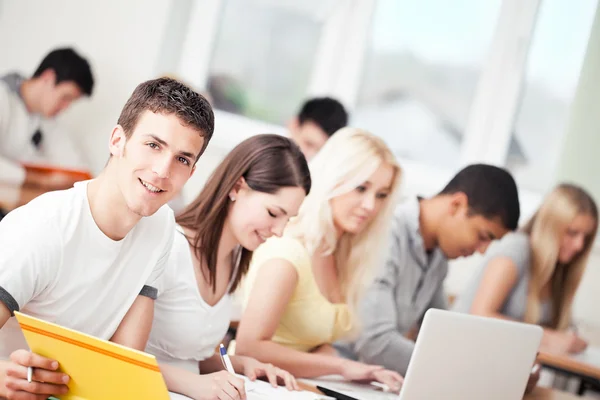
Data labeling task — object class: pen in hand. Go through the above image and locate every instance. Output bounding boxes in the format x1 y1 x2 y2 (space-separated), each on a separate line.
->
220 343 235 375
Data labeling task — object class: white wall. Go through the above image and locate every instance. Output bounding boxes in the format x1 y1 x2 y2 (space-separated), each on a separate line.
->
0 0 174 174
555 2 600 204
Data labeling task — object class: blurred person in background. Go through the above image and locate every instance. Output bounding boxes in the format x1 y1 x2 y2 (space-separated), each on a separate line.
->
0 47 94 214
287 97 348 161
453 183 598 355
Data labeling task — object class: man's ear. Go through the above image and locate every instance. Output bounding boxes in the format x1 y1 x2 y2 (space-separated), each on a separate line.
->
287 117 300 134
108 125 127 157
40 68 57 86
448 192 469 217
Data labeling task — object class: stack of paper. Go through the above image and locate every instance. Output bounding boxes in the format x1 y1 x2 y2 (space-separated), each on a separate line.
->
245 377 331 399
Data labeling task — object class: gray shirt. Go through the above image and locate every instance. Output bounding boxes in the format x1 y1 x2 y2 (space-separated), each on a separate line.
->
453 231 552 325
335 197 449 375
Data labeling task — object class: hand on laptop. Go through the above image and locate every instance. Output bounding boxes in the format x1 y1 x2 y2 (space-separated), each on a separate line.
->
4 349 69 399
371 369 404 393
340 360 403 393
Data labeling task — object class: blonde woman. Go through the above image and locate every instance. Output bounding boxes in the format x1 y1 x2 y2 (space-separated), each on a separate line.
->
235 128 404 391
453 183 598 354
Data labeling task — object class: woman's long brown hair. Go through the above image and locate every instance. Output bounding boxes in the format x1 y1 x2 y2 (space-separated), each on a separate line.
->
176 134 311 293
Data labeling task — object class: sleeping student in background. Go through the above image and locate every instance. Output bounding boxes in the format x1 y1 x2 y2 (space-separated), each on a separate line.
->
453 183 598 355
0 48 94 209
146 134 310 400
235 128 404 392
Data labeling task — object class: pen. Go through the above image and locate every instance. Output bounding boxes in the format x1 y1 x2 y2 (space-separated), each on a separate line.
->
219 344 235 375
27 366 33 383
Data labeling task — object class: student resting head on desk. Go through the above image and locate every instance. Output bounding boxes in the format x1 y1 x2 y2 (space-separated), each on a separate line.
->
235 127 404 392
145 134 311 400
0 48 95 209
334 164 521 376
453 183 598 354
0 77 214 400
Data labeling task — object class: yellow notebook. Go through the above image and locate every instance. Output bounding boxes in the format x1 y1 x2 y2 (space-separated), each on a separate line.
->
14 311 170 400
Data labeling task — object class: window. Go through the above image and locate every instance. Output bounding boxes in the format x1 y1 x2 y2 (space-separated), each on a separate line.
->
507 0 597 192
206 0 328 125
353 0 502 168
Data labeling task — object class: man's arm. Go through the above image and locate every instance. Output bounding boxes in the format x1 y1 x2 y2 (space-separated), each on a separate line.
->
0 213 69 399
110 295 154 351
354 222 416 376
110 222 172 351
405 282 448 342
0 155 77 190
354 273 417 376
427 283 448 312
1 303 68 399
0 157 25 189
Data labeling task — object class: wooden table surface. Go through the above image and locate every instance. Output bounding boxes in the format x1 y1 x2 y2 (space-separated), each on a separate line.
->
538 325 600 382
538 349 600 381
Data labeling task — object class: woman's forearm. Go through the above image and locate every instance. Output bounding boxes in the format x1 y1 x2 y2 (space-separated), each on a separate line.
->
235 339 344 378
160 363 202 400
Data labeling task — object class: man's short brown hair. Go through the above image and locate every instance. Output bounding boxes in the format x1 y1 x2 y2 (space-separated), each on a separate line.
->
117 77 215 159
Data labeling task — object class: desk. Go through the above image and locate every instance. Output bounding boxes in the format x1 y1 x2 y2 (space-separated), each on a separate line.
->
539 346 600 395
539 347 600 381
299 381 579 400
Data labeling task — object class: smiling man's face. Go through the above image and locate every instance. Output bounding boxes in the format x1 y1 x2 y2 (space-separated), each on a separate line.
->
110 110 204 217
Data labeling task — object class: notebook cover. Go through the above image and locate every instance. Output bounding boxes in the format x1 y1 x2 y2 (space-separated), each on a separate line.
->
14 311 170 400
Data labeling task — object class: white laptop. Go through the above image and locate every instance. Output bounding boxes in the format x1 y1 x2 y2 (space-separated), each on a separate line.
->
398 308 543 400
311 309 542 400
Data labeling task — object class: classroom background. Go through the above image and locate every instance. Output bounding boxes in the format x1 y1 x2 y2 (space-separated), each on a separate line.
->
1 0 599 362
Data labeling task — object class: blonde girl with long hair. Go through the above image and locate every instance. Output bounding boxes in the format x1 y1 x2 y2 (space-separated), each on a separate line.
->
235 128 404 391
453 183 598 354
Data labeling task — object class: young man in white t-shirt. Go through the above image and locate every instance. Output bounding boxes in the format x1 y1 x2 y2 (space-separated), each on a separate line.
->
0 77 214 399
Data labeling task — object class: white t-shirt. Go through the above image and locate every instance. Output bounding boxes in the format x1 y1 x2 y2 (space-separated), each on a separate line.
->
0 180 174 358
146 227 238 373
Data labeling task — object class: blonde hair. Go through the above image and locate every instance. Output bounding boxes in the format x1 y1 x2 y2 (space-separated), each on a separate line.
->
285 127 402 320
522 183 598 330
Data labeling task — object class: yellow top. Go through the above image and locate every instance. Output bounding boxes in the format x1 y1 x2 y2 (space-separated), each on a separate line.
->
243 236 353 352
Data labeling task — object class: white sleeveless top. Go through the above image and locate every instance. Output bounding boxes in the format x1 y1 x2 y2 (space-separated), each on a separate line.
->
146 226 239 373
